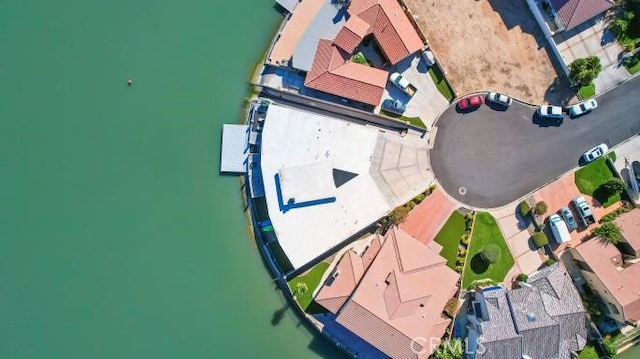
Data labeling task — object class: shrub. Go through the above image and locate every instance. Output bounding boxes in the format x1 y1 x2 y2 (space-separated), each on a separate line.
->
569 56 602 86
456 257 465 266
593 221 624 244
455 265 463 273
458 247 467 256
517 273 529 282
603 338 618 358
519 201 531 218
460 234 471 246
433 338 464 359
600 177 626 195
534 201 548 216
444 297 459 318
388 206 409 225
584 293 605 320
405 200 416 210
545 258 557 266
599 206 632 223
413 193 426 204
464 213 474 231
468 279 497 290
351 52 368 65
480 244 501 264
532 231 549 248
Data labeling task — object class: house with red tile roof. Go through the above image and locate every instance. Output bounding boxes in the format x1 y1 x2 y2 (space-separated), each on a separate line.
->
304 0 424 106
570 226 640 325
548 0 614 32
315 227 460 358
304 39 389 107
615 210 640 258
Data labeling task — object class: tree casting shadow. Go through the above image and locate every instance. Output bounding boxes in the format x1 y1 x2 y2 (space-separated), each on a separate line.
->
470 253 489 274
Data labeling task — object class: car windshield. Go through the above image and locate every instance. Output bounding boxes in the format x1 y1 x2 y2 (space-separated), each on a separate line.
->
580 104 587 111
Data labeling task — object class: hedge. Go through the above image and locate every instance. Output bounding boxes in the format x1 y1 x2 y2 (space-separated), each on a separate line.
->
519 201 531 217
532 231 548 248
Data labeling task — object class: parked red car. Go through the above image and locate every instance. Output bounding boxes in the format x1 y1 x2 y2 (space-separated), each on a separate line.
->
457 95 484 110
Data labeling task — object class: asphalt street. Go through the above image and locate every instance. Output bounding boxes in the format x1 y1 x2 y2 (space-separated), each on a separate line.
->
430 77 640 208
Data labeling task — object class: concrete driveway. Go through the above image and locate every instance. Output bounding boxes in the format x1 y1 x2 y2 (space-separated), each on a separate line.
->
380 54 450 128
430 76 640 208
531 172 621 254
400 188 457 245
553 15 629 94
606 135 640 205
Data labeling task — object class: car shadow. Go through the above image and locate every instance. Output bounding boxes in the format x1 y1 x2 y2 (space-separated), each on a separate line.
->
485 101 509 112
543 77 576 106
455 106 482 114
532 112 563 127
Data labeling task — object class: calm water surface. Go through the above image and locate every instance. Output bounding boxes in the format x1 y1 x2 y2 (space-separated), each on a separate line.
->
0 0 345 357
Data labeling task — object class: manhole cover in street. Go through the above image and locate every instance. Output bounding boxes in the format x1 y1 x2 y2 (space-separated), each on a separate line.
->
458 187 467 195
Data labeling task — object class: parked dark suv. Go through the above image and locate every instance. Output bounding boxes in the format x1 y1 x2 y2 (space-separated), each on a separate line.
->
633 161 640 183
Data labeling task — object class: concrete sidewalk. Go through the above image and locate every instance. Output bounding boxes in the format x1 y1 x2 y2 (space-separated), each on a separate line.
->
491 205 543 278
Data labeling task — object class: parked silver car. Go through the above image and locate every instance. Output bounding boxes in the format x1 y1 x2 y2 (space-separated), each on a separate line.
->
559 207 578 231
569 99 598 117
486 92 513 107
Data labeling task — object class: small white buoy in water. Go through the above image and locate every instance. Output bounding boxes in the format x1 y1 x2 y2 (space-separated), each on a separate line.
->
127 79 133 86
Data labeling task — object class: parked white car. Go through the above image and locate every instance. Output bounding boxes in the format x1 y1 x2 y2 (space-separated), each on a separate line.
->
569 99 598 117
486 92 513 107
582 143 608 163
537 105 564 119
549 214 571 244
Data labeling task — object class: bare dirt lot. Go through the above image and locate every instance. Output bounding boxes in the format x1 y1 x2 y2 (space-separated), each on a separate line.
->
406 0 573 104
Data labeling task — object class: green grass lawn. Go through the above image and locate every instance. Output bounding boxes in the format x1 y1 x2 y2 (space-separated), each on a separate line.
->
577 344 598 359
625 54 640 74
351 52 369 66
462 212 514 288
287 261 329 311
627 60 640 74
380 109 426 129
578 83 595 99
433 211 466 269
428 65 454 101
575 156 620 207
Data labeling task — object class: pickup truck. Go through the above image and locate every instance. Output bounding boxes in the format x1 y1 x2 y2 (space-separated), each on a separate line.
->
572 196 596 227
389 73 417 97
381 98 407 115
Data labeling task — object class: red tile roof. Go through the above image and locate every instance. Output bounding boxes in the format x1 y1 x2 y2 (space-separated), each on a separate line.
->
304 0 424 104
347 0 424 65
550 0 614 31
334 227 460 358
304 39 388 106
615 210 640 254
573 238 640 323
334 16 371 54
315 236 383 314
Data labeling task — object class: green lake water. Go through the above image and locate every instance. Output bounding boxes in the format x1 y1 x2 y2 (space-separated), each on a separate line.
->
0 0 345 357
